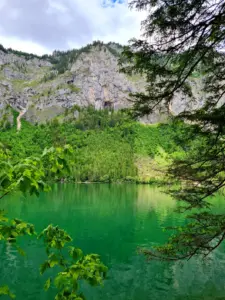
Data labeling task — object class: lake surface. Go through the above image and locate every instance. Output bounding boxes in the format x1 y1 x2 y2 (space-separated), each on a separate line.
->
1 184 225 300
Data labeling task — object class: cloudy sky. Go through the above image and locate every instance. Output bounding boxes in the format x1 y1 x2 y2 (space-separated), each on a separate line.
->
0 0 146 55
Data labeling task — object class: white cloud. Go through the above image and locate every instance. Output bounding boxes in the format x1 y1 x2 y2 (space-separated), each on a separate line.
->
0 0 147 55
48 0 68 13
0 36 51 55
0 0 6 10
67 0 147 48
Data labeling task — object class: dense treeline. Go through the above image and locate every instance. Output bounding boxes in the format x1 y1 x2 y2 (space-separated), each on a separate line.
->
0 107 187 183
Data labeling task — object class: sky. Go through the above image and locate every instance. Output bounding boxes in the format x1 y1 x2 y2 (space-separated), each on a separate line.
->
0 0 146 55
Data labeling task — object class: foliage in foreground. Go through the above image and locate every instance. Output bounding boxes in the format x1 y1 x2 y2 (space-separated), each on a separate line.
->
39 225 107 299
0 144 107 299
121 0 225 260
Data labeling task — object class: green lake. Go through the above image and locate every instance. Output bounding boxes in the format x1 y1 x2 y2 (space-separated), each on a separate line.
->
1 184 225 299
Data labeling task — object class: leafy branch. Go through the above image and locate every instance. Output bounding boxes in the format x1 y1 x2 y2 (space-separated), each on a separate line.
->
39 225 107 300
0 145 107 299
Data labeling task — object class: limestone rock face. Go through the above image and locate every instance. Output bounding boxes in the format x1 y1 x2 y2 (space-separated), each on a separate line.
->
0 44 147 123
0 50 51 67
69 47 145 110
0 43 214 124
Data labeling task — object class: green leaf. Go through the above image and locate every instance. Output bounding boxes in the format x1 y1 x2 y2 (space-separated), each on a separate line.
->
54 272 68 290
40 261 50 275
69 247 83 260
0 210 8 222
0 285 15 299
17 246 26 256
44 278 51 291
48 253 59 268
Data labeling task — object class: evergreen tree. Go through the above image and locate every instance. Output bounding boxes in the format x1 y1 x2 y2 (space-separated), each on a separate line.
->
121 0 225 260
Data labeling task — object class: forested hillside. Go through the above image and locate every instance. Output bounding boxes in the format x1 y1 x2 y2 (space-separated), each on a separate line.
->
0 107 187 183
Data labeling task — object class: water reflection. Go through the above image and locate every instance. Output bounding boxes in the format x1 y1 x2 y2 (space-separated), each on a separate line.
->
0 184 225 300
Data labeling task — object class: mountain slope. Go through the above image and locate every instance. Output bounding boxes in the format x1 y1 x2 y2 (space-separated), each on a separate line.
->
0 41 217 127
0 42 146 124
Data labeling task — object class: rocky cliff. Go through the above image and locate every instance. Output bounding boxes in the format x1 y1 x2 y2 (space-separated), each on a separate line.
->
0 42 148 125
0 41 210 127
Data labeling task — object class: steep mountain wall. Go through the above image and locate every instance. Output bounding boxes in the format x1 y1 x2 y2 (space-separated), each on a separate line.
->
0 42 209 126
0 43 147 124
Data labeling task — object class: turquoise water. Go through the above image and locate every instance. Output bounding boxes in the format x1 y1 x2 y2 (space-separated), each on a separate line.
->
0 184 225 299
